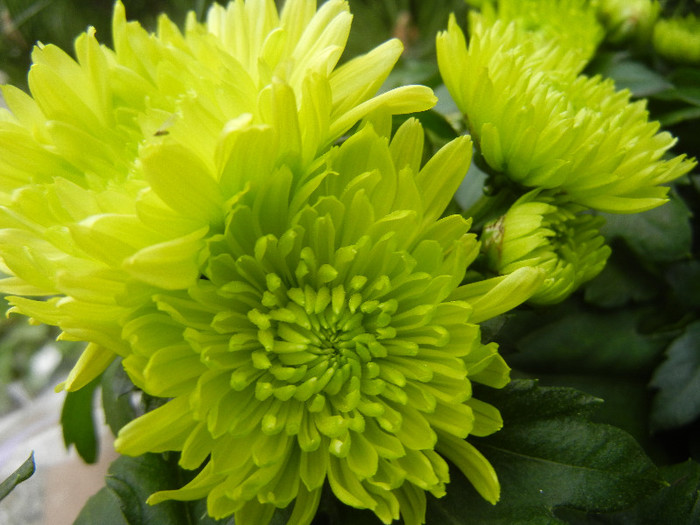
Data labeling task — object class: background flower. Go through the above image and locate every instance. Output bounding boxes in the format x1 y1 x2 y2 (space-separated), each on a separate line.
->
653 14 700 65
437 13 695 213
481 190 611 305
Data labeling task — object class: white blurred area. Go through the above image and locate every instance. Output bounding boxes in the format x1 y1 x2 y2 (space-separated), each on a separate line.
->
0 386 117 525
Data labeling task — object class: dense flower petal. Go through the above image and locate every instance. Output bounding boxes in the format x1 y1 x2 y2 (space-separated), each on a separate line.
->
437 13 696 213
481 191 611 305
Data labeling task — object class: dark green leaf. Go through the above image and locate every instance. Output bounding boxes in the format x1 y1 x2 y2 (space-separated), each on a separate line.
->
73 486 129 525
602 58 673 98
659 106 700 127
654 67 700 107
61 375 100 464
527 373 655 456
508 305 667 375
426 380 666 524
102 358 137 435
666 260 700 311
104 453 195 525
651 321 700 431
0 453 35 502
584 243 661 308
601 193 692 264
572 460 700 524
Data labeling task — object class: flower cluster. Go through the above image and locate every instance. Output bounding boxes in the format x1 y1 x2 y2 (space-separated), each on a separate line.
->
437 0 695 303
653 14 700 65
477 0 604 74
0 1 544 524
596 0 660 45
481 191 611 305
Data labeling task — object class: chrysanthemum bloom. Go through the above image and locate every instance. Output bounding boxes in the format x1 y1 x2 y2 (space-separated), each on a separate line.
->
653 15 700 65
597 0 660 45
0 1 545 523
481 191 611 305
111 120 543 524
475 0 604 74
0 0 436 392
436 15 696 213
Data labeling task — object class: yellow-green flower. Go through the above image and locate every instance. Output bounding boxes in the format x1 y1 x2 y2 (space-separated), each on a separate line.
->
653 15 700 65
107 119 543 525
0 0 436 391
597 0 660 45
0 1 546 523
475 0 604 74
481 191 611 305
437 15 696 213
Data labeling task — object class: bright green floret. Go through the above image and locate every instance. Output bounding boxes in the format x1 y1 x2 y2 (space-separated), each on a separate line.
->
481 191 611 305
653 14 700 65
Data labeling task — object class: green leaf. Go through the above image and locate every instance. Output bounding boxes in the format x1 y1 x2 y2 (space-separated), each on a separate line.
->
75 452 234 525
601 192 692 264
650 321 700 431
104 454 195 525
526 372 655 455
658 106 700 127
102 358 137 435
584 243 661 309
426 380 666 524
666 260 700 311
506 304 667 376
598 55 673 98
73 486 130 525
61 374 100 464
570 460 700 524
0 453 35 502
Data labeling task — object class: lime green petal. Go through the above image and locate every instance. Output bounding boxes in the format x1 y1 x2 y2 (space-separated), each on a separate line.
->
416 135 472 224
140 141 223 225
327 455 378 510
330 38 404 117
329 85 436 143
148 462 224 504
56 342 116 392
216 116 278 197
394 482 427 525
234 499 276 525
451 267 545 323
0 276 51 296
123 226 209 290
465 398 503 437
143 343 208 396
389 118 424 175
1 84 45 131
437 432 500 504
465 344 511 388
115 396 197 455
287 485 323 525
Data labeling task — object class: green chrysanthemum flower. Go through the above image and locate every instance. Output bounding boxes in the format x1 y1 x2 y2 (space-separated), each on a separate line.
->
653 14 700 65
108 120 542 524
597 0 660 45
0 0 436 391
475 0 604 74
437 15 696 213
481 191 611 305
0 1 546 523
